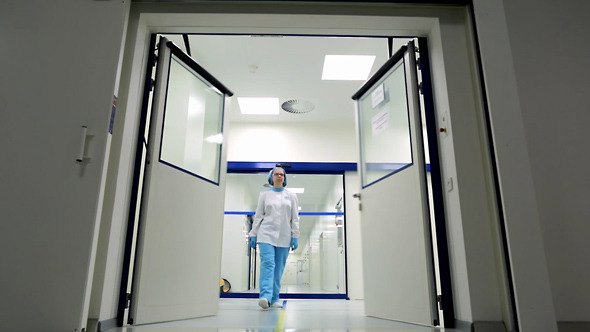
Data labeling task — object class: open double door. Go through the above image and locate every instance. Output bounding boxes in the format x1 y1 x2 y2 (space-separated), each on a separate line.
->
126 36 443 328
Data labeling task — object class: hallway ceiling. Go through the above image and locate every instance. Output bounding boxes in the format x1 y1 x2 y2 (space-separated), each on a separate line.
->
163 34 401 125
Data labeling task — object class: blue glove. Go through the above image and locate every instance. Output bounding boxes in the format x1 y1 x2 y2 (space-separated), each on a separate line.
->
290 238 298 251
250 236 257 249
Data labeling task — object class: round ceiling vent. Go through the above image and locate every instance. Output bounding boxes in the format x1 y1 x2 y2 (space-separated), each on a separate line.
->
281 99 315 114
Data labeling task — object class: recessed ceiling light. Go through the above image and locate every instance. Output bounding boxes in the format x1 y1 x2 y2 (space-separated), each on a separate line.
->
238 97 280 115
322 55 376 81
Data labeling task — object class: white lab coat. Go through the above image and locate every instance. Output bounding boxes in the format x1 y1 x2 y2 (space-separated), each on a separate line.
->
249 188 300 247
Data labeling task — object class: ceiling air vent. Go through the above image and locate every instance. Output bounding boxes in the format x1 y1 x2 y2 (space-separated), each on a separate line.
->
281 99 315 114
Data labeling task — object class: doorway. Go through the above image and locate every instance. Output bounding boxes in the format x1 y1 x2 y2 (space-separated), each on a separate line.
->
112 3 513 330
221 169 349 299
120 31 452 327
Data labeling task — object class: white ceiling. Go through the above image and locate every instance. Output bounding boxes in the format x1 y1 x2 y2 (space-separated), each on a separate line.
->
163 34 409 125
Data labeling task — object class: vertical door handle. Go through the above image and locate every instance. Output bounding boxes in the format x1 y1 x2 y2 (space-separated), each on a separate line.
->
76 126 88 162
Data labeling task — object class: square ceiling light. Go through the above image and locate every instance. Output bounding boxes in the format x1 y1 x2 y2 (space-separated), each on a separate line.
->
238 97 280 115
322 55 376 81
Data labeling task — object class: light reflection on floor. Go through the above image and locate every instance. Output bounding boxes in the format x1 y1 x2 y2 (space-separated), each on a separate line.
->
111 299 466 332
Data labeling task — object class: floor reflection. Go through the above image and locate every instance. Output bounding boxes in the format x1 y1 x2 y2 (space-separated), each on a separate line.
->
112 299 464 332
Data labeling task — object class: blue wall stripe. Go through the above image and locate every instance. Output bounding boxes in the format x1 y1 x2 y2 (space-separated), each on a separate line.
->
227 161 357 173
224 211 255 215
227 161 429 173
225 211 344 216
300 212 344 216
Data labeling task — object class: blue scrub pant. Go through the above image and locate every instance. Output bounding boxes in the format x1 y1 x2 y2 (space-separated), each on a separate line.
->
258 243 290 304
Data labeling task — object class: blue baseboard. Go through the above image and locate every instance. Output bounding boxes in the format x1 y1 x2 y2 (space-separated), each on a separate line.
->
220 292 348 300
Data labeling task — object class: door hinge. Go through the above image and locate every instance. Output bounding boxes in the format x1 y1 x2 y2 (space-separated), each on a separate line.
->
125 292 132 309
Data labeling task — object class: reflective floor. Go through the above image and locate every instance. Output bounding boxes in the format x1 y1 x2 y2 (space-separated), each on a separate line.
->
113 299 467 332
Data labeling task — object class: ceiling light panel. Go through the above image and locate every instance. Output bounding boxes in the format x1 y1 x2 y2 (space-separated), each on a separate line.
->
322 55 376 81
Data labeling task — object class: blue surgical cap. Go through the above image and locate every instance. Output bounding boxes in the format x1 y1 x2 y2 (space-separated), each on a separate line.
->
268 167 287 187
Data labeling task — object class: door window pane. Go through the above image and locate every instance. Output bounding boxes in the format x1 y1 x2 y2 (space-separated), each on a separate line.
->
159 54 224 184
357 60 412 188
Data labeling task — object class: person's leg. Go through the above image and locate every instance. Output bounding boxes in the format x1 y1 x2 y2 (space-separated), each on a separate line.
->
271 246 290 305
258 243 275 308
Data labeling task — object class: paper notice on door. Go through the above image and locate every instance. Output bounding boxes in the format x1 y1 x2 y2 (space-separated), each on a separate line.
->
371 83 385 109
371 109 390 137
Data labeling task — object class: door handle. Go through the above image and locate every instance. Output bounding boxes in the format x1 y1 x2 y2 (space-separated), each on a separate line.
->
76 126 88 162
352 193 361 199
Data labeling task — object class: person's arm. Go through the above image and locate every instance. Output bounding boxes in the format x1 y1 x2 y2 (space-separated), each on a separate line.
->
249 191 265 237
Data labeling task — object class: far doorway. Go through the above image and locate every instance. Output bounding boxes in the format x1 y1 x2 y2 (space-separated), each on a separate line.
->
221 168 349 299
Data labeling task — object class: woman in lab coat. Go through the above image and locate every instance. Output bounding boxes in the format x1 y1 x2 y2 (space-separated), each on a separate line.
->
249 167 300 309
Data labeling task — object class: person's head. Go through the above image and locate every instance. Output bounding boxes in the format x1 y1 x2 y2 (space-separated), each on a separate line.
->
268 167 287 188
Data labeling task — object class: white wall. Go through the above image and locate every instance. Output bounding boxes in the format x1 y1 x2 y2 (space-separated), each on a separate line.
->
227 122 357 162
220 177 251 292
500 0 590 322
221 215 250 292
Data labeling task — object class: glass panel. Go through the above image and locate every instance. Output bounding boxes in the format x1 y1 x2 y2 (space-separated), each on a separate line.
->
224 173 344 213
159 54 224 184
221 173 346 295
357 59 412 188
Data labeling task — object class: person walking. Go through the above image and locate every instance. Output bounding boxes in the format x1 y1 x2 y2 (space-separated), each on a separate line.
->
249 167 300 309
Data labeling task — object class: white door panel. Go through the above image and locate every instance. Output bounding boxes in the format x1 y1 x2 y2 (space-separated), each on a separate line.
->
353 41 437 326
131 37 232 325
133 164 225 322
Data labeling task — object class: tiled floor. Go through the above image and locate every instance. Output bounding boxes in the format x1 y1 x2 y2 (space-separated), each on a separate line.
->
112 299 466 332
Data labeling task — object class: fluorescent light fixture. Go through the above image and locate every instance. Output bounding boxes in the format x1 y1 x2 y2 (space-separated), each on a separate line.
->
287 187 305 194
238 97 280 115
322 55 376 81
